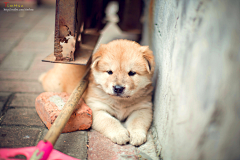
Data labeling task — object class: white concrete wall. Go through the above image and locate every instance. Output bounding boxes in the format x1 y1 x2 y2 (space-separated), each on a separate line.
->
142 0 240 159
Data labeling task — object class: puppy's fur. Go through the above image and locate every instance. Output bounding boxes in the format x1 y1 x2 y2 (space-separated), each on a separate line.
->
40 39 155 146
40 63 89 94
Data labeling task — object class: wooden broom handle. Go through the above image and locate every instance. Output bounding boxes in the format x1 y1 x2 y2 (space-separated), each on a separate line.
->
43 68 90 146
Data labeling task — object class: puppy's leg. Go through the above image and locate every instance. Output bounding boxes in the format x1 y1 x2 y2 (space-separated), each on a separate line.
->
125 108 152 146
92 110 130 145
89 103 130 145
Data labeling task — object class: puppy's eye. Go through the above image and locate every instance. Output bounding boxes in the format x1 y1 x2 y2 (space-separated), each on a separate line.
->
128 71 136 76
107 70 113 75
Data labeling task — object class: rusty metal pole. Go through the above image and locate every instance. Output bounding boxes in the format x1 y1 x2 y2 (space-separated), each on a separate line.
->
43 0 101 65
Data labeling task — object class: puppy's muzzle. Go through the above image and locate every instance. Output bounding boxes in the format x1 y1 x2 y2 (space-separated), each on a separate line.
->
113 85 125 94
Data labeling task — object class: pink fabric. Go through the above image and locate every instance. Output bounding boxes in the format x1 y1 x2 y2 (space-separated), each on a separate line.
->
0 140 80 160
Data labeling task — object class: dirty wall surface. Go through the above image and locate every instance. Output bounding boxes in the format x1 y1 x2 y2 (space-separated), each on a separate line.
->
142 0 240 159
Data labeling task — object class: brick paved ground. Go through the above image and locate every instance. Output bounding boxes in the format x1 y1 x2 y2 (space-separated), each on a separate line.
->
0 5 158 160
0 6 88 160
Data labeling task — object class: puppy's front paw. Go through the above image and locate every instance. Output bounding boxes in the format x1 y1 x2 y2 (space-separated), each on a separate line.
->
129 130 147 146
108 128 130 145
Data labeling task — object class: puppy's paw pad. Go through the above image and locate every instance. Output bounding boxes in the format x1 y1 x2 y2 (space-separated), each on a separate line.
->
109 129 130 145
129 131 147 146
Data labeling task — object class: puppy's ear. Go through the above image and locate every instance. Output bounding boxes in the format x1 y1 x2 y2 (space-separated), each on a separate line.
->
91 44 106 69
139 46 155 74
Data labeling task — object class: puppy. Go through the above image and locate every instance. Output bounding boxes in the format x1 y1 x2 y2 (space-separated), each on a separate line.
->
85 39 155 146
40 39 155 146
39 63 89 94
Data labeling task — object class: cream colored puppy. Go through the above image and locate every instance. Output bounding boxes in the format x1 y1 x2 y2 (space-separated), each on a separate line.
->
85 39 155 146
40 39 155 146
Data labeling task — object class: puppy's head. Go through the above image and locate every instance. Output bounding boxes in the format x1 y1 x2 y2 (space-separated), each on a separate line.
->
91 39 155 99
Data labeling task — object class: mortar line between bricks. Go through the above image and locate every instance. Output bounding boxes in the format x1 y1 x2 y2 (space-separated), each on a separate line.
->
2 91 45 94
1 107 40 119
6 92 43 94
0 78 41 81
2 92 41 111
6 106 36 109
34 128 46 146
0 93 15 122
0 79 43 82
0 9 51 67
84 132 89 159
8 106 35 108
0 124 47 129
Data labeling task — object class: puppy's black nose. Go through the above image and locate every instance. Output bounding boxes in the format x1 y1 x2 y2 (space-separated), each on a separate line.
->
113 85 125 94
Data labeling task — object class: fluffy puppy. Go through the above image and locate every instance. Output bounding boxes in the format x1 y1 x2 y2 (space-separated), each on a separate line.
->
85 39 155 146
40 39 155 146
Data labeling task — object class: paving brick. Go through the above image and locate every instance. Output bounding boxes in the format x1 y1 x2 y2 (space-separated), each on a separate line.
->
7 27 29 34
0 53 6 63
0 29 9 35
0 127 41 148
88 130 138 160
0 80 44 92
10 93 39 107
0 22 11 28
0 92 12 114
0 50 53 74
0 30 24 42
26 8 48 17
0 29 10 37
0 16 19 23
46 32 54 41
14 40 54 52
0 41 17 54
0 92 12 102
31 13 55 28
0 71 41 80
23 30 51 42
39 129 88 160
3 10 50 33
0 14 20 25
37 16 55 28
32 25 55 33
35 92 92 133
10 21 35 30
0 50 35 71
29 53 54 72
20 15 42 23
1 108 45 127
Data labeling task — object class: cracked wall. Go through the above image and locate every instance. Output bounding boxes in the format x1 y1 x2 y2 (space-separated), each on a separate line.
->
142 0 240 159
